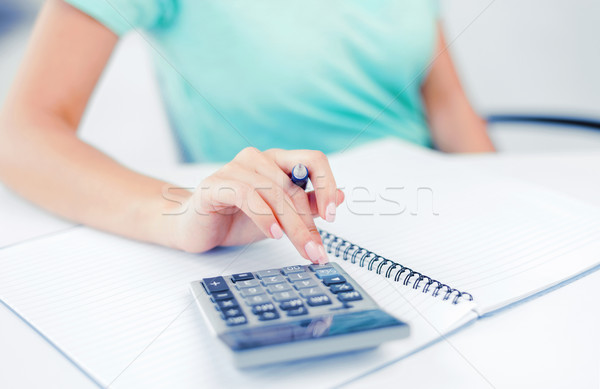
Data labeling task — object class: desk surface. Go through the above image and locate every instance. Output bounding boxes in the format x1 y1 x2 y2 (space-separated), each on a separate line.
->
2 242 598 389
347 268 600 388
1 146 599 389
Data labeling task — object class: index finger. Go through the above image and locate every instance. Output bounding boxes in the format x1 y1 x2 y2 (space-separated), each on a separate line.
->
265 149 339 223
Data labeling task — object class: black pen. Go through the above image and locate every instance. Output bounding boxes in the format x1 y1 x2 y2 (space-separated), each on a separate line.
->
290 163 309 190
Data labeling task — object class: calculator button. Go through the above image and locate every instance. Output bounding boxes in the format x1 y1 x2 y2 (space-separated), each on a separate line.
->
299 287 324 298
261 275 286 285
308 264 333 272
307 295 332 306
245 294 271 306
216 299 239 310
292 279 318 289
235 279 260 288
281 265 305 275
251 303 276 314
272 291 299 302
225 316 247 326
329 283 354 294
266 283 292 293
279 298 304 310
315 268 339 279
258 311 280 321
223 308 244 318
255 269 281 278
239 286 265 297
286 306 309 316
231 272 254 282
287 272 312 281
321 275 346 286
211 290 234 301
337 291 363 302
203 277 229 293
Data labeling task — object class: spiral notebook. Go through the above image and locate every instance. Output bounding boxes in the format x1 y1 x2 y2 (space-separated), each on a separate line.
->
1 140 600 388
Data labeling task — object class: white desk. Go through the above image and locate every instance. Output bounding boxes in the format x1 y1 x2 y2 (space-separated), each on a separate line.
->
0 305 96 389
2 259 599 389
2 144 599 389
347 269 600 388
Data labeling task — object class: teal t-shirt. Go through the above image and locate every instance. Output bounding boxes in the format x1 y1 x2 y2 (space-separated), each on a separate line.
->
66 0 438 162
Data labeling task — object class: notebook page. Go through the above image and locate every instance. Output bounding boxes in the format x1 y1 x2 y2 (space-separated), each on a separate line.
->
0 226 475 389
322 146 600 314
445 152 600 208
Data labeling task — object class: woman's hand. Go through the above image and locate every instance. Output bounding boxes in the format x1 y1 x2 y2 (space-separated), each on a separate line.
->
169 147 344 264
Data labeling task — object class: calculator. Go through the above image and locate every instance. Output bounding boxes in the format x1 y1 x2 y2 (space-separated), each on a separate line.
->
190 262 409 367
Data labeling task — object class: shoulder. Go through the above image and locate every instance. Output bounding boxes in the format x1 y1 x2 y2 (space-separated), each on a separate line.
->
63 0 178 36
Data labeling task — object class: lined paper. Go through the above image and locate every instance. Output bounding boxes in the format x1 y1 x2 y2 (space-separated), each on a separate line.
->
0 227 474 388
323 144 600 313
2 138 598 387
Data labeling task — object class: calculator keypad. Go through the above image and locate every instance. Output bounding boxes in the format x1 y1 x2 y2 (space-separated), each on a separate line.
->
239 286 265 297
338 291 363 302
235 279 260 288
299 287 324 298
258 311 280 321
281 265 305 274
222 307 244 318
270 290 294 300
211 290 234 301
314 268 339 278
321 275 346 285
200 263 364 327
266 283 292 293
251 303 276 314
306 295 332 306
329 283 353 293
287 272 312 281
225 316 247 326
279 299 304 310
231 272 254 282
203 276 229 293
286 306 308 316
246 295 271 306
292 279 318 289
255 269 281 278
216 299 238 309
261 275 286 285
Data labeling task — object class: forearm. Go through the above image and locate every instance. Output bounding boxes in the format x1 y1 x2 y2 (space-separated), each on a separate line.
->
0 111 189 248
425 90 495 153
422 25 495 153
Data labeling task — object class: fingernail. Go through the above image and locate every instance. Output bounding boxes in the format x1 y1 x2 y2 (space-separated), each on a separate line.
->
326 202 336 223
305 241 322 263
270 223 283 239
318 244 329 264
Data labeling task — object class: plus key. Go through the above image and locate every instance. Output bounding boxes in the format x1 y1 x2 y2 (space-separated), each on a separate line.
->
202 276 230 293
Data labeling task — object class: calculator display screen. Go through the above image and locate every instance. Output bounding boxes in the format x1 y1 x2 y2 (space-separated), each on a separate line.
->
219 309 405 350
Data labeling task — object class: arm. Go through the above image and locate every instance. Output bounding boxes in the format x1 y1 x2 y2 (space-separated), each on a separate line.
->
0 0 340 263
0 0 177 246
421 26 495 153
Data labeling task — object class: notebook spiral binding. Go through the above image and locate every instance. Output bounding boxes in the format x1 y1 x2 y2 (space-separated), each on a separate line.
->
319 230 474 305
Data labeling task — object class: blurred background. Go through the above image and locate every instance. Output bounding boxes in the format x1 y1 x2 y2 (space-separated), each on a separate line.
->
1 0 600 167
0 0 42 99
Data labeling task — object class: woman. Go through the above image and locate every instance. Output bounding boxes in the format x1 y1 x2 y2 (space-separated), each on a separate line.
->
0 0 494 264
